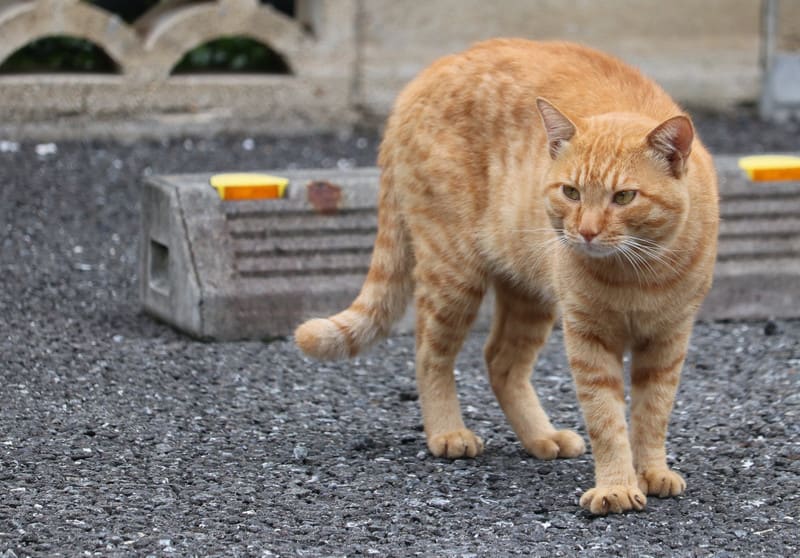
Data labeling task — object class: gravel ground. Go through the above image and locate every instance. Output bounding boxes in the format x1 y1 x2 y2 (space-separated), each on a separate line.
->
1 110 799 557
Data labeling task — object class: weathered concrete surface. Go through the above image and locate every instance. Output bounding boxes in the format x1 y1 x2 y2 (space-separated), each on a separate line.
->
1 126 798 557
142 168 384 340
761 53 800 121
702 158 800 320
760 0 800 121
0 0 358 138
3 0 800 137
141 156 800 340
357 0 770 116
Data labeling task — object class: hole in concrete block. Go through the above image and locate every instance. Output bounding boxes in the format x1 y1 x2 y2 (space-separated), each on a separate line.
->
0 35 121 74
170 36 292 75
149 239 170 295
83 0 161 24
261 0 315 35
262 0 296 19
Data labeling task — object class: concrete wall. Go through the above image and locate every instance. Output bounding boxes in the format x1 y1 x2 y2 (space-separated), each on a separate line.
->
357 0 766 115
0 0 358 138
777 0 800 49
0 0 797 138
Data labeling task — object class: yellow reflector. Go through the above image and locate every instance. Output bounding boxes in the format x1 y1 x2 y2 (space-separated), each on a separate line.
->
210 173 289 200
738 155 800 182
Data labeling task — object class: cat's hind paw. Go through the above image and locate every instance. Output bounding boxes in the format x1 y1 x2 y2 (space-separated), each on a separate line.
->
637 468 686 498
428 428 484 459
524 429 586 460
579 485 647 515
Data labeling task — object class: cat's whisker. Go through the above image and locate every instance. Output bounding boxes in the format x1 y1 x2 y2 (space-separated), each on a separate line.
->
527 233 568 269
621 236 682 269
626 234 683 252
615 246 645 286
630 250 659 278
512 228 564 234
627 241 663 276
624 236 684 262
629 244 680 271
635 250 678 271
619 250 642 286
506 228 568 271
561 231 584 245
621 241 663 279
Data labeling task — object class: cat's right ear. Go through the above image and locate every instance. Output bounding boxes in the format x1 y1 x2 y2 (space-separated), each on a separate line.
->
536 97 576 160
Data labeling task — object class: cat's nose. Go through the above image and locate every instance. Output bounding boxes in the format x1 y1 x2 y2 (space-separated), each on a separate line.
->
580 231 598 243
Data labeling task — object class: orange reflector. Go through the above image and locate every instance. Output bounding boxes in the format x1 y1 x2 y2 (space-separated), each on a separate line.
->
738 155 800 182
210 173 289 200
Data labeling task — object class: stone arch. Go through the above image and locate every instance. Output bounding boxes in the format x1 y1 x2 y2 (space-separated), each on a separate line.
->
141 0 306 80
0 0 141 75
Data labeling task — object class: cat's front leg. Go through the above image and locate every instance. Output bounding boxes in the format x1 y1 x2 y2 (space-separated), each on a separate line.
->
630 325 692 498
563 313 646 514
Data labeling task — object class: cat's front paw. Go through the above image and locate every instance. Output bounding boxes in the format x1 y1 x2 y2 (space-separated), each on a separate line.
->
523 429 586 460
428 428 484 459
579 485 647 515
637 468 686 498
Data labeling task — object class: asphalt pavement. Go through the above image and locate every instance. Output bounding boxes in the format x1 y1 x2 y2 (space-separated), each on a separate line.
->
1 111 799 557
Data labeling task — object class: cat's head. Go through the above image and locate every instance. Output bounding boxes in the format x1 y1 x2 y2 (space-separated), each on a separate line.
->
536 97 694 260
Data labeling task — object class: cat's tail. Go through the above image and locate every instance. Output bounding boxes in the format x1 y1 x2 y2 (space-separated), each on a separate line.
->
294 169 413 360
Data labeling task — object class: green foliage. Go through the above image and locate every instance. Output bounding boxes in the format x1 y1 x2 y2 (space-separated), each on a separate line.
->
0 35 118 74
171 36 291 74
0 34 290 75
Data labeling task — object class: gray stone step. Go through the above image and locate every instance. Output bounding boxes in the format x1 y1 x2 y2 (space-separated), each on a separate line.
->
236 252 372 278
232 234 378 255
721 197 800 219
718 236 800 260
140 155 800 339
226 213 378 237
719 217 800 238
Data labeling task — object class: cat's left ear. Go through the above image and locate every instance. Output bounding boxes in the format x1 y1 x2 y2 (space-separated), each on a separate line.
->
646 115 694 179
536 97 576 160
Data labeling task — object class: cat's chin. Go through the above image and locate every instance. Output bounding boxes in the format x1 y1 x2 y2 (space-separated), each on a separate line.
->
573 243 618 259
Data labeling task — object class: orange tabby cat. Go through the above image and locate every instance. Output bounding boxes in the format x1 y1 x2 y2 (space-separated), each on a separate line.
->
295 39 719 515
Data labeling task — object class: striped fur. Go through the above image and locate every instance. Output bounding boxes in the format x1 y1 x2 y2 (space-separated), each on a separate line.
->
295 39 719 514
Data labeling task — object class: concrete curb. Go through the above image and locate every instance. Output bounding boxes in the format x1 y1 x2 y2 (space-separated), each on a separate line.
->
141 168 381 340
140 156 800 340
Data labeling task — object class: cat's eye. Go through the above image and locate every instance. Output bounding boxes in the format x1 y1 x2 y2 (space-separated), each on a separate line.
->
562 185 580 201
613 190 637 205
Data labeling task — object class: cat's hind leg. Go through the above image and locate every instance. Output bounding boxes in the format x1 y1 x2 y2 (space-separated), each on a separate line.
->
413 258 487 459
485 278 585 459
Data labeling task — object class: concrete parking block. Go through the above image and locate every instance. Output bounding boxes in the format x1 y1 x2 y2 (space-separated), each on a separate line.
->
140 157 800 340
